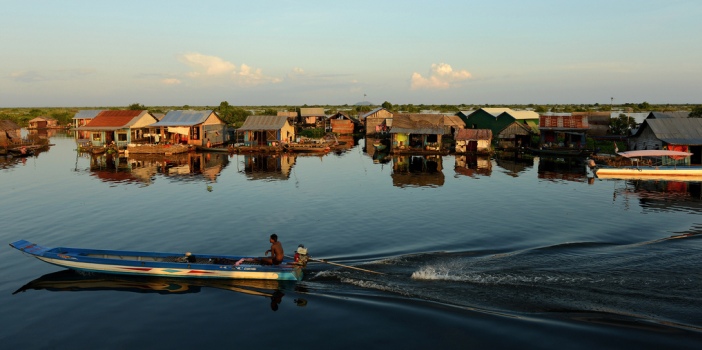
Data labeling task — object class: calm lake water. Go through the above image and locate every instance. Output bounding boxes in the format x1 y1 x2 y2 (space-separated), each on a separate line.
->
2 131 701 349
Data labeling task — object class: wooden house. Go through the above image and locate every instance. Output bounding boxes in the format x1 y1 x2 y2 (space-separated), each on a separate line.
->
360 107 393 135
28 116 59 129
389 114 447 153
628 117 702 164
237 115 296 147
326 112 359 134
496 122 533 150
1 119 22 147
500 110 540 134
73 110 104 142
277 111 299 125
77 110 158 147
299 107 326 126
538 113 589 148
455 128 492 154
149 110 226 146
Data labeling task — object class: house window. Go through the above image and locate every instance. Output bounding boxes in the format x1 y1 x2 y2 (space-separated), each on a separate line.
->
92 133 101 141
117 133 128 142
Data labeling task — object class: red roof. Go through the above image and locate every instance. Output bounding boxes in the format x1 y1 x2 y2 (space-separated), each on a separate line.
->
86 110 144 128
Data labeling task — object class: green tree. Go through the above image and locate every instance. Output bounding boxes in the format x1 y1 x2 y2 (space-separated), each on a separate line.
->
128 103 145 110
638 101 651 111
609 113 636 135
689 105 702 118
381 101 393 110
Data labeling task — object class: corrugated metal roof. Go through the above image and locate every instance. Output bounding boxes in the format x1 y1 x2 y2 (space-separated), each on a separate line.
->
360 107 386 119
646 118 702 145
390 114 445 134
82 110 144 129
507 110 539 120
237 115 289 131
481 108 513 117
151 110 215 126
72 110 103 120
444 115 466 128
456 128 492 140
300 107 325 116
648 111 690 119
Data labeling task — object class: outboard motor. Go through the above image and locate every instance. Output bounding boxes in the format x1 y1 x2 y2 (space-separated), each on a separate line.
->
294 244 310 267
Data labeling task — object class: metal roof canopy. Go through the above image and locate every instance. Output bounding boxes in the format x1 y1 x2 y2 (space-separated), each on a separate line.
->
645 118 702 145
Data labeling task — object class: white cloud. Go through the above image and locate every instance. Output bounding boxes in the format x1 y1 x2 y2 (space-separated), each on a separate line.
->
410 63 472 90
162 78 181 85
177 52 280 85
180 53 236 77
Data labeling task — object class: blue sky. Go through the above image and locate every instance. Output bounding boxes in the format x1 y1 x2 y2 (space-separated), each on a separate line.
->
2 0 700 107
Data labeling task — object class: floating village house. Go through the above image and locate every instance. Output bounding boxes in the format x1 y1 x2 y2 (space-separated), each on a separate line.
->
237 115 296 147
628 112 702 164
538 113 589 148
361 107 393 135
77 110 158 147
299 107 326 127
1 119 22 147
149 110 226 146
28 116 59 129
455 128 493 154
389 114 449 152
326 112 360 134
459 108 537 149
72 110 104 143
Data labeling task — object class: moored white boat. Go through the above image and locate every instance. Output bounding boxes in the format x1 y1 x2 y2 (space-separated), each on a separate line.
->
593 150 702 180
9 240 307 281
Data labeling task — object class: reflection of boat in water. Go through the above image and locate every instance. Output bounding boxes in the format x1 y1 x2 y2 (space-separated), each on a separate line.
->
284 143 330 153
528 147 591 157
537 157 588 183
13 270 303 311
593 150 702 181
10 240 308 281
196 146 232 153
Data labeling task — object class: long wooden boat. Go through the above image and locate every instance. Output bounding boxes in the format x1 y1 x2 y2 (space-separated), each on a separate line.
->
593 150 702 180
528 147 591 157
10 240 305 281
195 145 233 153
284 143 330 153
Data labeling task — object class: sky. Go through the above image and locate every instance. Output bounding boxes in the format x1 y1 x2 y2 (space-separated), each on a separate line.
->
2 0 701 107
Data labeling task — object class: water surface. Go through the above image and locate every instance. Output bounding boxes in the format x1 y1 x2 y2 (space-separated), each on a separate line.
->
1 132 701 349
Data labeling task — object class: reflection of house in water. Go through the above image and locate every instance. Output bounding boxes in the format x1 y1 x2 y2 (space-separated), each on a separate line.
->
27 128 58 140
454 155 492 177
242 154 296 181
391 155 444 188
85 151 229 185
159 152 229 182
494 156 533 177
613 180 702 213
537 157 589 183
88 153 156 186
